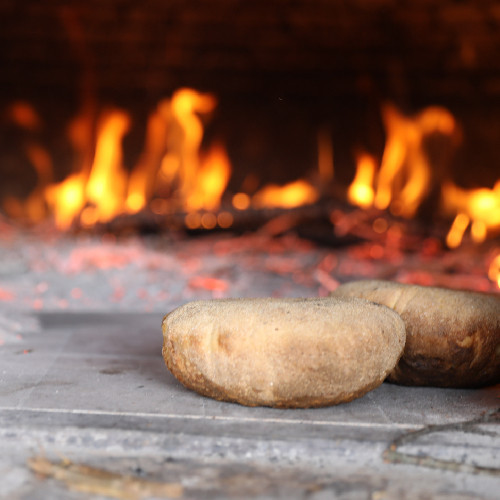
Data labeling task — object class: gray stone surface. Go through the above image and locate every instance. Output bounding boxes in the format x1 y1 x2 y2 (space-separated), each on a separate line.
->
0 311 499 499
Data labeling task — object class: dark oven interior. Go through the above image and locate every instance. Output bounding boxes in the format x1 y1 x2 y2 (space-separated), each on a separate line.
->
0 0 499 246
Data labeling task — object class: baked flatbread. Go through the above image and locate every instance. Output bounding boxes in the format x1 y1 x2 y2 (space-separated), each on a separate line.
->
331 280 500 387
162 297 405 407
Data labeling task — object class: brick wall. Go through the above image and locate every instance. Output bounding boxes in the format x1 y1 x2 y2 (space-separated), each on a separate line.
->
1 0 500 103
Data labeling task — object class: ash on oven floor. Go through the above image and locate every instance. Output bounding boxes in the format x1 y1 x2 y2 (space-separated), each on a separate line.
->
0 311 499 499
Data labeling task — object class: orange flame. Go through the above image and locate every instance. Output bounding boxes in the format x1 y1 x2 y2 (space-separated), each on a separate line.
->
374 104 456 217
127 89 228 216
126 107 169 213
45 109 130 229
85 110 130 221
185 144 231 212
169 88 218 205
252 180 319 209
20 88 231 229
5 94 499 248
348 153 376 209
348 105 457 218
45 172 86 229
343 104 500 248
443 180 500 247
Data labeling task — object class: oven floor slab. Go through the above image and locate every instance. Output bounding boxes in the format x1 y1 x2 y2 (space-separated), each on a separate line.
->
0 312 499 499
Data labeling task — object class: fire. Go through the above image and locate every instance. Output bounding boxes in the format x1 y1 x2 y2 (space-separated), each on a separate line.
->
3 93 499 250
376 104 456 218
243 130 328 210
184 144 231 212
252 180 319 209
126 106 169 213
127 89 229 216
85 110 130 221
10 89 232 229
349 104 457 218
443 181 500 247
46 109 131 229
346 103 500 247
348 153 376 209
45 172 86 229
4 88 328 229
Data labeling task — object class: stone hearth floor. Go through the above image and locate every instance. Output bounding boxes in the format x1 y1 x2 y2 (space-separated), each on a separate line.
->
0 228 499 498
0 311 499 499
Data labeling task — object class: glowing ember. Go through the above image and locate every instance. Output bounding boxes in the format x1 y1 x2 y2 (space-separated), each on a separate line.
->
232 193 251 210
0 288 15 301
189 276 229 293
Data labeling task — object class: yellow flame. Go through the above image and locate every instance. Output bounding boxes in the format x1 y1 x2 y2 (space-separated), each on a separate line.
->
169 88 217 204
8 93 499 250
45 172 86 230
126 107 169 213
86 110 130 215
346 104 457 219
184 144 231 212
442 180 500 246
252 180 319 209
374 104 456 217
348 153 376 209
39 89 231 229
446 213 470 249
45 109 130 228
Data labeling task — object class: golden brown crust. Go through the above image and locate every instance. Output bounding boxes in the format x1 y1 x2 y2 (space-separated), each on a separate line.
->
331 280 500 388
162 297 406 408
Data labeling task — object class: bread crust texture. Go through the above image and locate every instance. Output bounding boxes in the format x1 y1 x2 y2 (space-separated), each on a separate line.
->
162 297 406 408
331 280 500 387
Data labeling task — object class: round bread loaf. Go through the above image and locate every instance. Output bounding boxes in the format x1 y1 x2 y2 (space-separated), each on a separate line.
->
331 280 500 387
162 297 406 408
